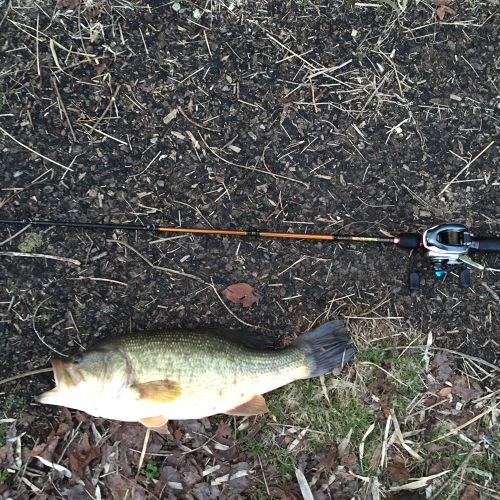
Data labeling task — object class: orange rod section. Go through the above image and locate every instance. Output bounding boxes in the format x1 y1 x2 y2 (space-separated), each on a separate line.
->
158 227 334 240
158 226 394 243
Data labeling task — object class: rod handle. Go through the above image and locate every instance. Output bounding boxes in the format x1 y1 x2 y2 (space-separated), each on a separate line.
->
472 237 500 252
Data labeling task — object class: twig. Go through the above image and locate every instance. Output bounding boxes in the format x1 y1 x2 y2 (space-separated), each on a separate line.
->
360 361 410 387
266 33 317 71
438 141 495 196
136 428 151 479
481 281 500 303
209 279 259 329
381 345 500 373
87 84 121 135
0 126 72 172
107 239 204 282
0 224 31 247
83 123 127 145
428 402 499 443
107 241 258 328
0 251 81 266
51 77 76 142
0 367 53 386
257 455 270 496
32 298 66 357
177 106 222 132
430 442 482 500
67 277 128 287
0 0 11 29
200 134 309 187
0 169 52 209
132 151 162 178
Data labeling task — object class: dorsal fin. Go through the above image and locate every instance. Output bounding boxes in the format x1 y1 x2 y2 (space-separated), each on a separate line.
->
90 329 279 351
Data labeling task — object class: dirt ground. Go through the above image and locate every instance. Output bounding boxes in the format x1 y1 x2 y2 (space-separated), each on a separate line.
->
0 0 499 498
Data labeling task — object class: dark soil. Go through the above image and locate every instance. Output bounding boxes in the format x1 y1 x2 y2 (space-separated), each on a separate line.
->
0 0 499 496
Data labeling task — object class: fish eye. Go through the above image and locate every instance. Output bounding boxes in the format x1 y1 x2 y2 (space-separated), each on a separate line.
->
72 354 83 365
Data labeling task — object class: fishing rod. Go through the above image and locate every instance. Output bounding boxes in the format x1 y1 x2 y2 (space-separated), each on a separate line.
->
1 218 499 290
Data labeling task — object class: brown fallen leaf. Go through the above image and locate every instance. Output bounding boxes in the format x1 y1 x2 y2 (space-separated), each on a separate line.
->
215 421 233 441
340 452 358 467
438 386 452 397
0 442 14 469
222 283 261 308
318 446 338 470
269 486 298 500
460 485 480 500
432 0 453 5
428 458 450 475
69 434 100 474
106 473 148 500
30 433 59 461
431 352 453 383
60 0 80 8
436 5 456 20
387 461 411 482
94 63 108 76
451 374 483 403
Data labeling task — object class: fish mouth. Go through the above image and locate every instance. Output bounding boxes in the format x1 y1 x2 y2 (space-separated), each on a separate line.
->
51 359 81 387
36 359 80 404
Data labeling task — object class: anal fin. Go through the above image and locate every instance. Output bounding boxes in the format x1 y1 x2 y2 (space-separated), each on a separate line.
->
225 394 269 416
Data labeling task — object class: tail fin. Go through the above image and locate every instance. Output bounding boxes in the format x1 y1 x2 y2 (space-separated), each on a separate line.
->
294 320 355 378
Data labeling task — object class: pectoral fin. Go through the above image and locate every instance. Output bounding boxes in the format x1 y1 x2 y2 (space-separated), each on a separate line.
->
132 379 181 403
225 394 269 416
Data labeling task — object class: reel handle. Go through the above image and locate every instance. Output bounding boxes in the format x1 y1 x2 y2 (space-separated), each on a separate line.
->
472 237 500 252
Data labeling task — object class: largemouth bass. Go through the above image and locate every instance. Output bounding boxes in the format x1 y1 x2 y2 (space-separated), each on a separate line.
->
37 321 355 428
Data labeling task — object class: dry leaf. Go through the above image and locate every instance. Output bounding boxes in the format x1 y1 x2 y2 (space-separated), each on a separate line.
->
438 386 452 397
35 456 72 478
389 469 451 491
215 422 233 441
436 5 456 20
431 352 453 383
61 0 80 9
387 461 410 482
451 375 483 403
269 486 298 500
0 442 14 469
460 485 480 500
429 458 450 475
340 453 358 467
222 283 261 308
106 473 148 500
69 433 100 474
295 468 314 500
432 0 453 5
94 63 108 76
30 433 59 461
318 446 338 470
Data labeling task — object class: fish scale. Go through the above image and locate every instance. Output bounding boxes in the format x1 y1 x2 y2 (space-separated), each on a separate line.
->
108 331 307 386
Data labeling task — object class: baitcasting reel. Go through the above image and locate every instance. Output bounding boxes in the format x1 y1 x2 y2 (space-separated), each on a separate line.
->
396 223 500 291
